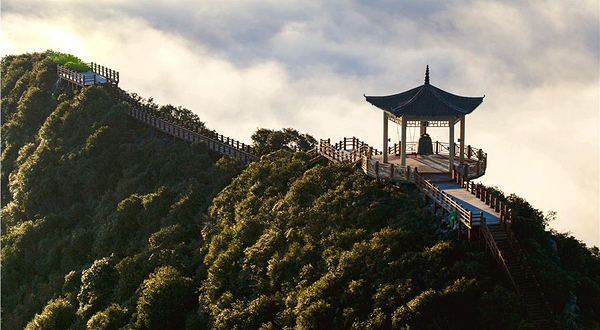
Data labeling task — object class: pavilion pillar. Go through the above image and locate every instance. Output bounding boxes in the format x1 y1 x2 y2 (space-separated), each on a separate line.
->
449 118 455 172
459 115 466 165
401 116 407 166
383 112 389 163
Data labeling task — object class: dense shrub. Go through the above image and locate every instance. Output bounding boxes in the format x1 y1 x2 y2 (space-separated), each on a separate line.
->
1 53 235 329
87 304 129 330
24 297 76 330
135 266 196 330
45 50 90 72
251 127 316 156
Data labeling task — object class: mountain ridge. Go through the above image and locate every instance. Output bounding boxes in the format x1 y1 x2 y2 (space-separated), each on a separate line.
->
2 52 599 330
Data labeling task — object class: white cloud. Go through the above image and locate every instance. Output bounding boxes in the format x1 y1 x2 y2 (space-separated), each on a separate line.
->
1 0 598 246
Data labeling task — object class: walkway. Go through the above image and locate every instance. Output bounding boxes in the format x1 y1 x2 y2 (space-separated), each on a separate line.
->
80 71 107 85
431 180 499 225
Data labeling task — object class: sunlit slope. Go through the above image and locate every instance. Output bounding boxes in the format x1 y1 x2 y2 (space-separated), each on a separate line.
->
2 52 598 330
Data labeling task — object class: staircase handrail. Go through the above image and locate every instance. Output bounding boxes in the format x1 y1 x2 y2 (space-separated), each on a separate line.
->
457 173 557 328
481 219 519 292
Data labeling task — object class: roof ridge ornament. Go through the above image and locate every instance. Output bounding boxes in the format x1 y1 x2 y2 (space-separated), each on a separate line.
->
425 65 430 85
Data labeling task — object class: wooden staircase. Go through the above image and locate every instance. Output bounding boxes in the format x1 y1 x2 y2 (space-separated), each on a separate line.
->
483 222 557 329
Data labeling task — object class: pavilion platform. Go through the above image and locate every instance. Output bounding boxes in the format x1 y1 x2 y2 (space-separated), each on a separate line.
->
370 153 480 175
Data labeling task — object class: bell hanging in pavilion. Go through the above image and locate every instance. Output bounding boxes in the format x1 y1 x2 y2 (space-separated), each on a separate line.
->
417 133 433 155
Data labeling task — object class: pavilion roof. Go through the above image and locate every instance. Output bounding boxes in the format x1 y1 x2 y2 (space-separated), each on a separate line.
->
364 66 484 117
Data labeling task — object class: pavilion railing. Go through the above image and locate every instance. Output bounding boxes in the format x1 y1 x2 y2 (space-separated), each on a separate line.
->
388 142 417 155
386 140 487 180
437 141 487 180
361 156 415 183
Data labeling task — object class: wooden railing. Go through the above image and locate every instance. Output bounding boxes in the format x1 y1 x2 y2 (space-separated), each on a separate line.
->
453 174 513 225
89 62 119 85
328 137 376 153
57 65 88 86
115 90 258 163
481 219 518 288
318 139 359 162
387 142 417 156
386 140 487 180
414 171 483 230
314 137 415 182
58 64 257 162
57 64 119 87
316 137 488 184
317 138 379 163
362 156 415 183
454 171 556 327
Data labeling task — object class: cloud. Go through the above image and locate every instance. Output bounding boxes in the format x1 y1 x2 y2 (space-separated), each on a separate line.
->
1 0 598 246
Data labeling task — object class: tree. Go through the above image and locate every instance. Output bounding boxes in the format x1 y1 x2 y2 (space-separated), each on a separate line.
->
251 128 316 156
24 297 75 330
135 266 196 330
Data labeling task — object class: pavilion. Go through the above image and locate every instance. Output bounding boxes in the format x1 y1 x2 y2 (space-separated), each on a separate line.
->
364 66 486 181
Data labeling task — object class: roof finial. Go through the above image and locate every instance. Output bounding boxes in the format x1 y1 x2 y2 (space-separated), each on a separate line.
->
425 65 430 85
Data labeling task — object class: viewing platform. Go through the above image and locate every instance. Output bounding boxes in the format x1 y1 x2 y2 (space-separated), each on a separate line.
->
57 62 119 88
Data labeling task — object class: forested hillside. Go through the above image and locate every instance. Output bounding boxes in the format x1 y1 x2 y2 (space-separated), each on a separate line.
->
2 52 599 330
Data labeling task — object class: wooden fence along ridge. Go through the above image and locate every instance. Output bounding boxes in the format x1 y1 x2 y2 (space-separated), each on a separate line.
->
56 63 556 329
57 64 257 163
116 90 258 163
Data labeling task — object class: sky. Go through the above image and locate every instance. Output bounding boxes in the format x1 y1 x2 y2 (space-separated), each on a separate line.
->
2 0 599 246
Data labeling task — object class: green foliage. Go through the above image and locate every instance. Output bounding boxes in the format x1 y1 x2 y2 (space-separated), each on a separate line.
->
45 50 90 72
1 54 235 329
24 297 76 330
483 186 600 328
135 266 196 330
477 285 533 330
1 53 57 207
87 303 129 330
251 127 316 156
198 151 526 329
2 53 598 330
77 256 119 319
158 104 206 128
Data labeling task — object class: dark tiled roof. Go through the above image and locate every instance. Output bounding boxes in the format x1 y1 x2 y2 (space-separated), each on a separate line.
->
365 69 484 117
